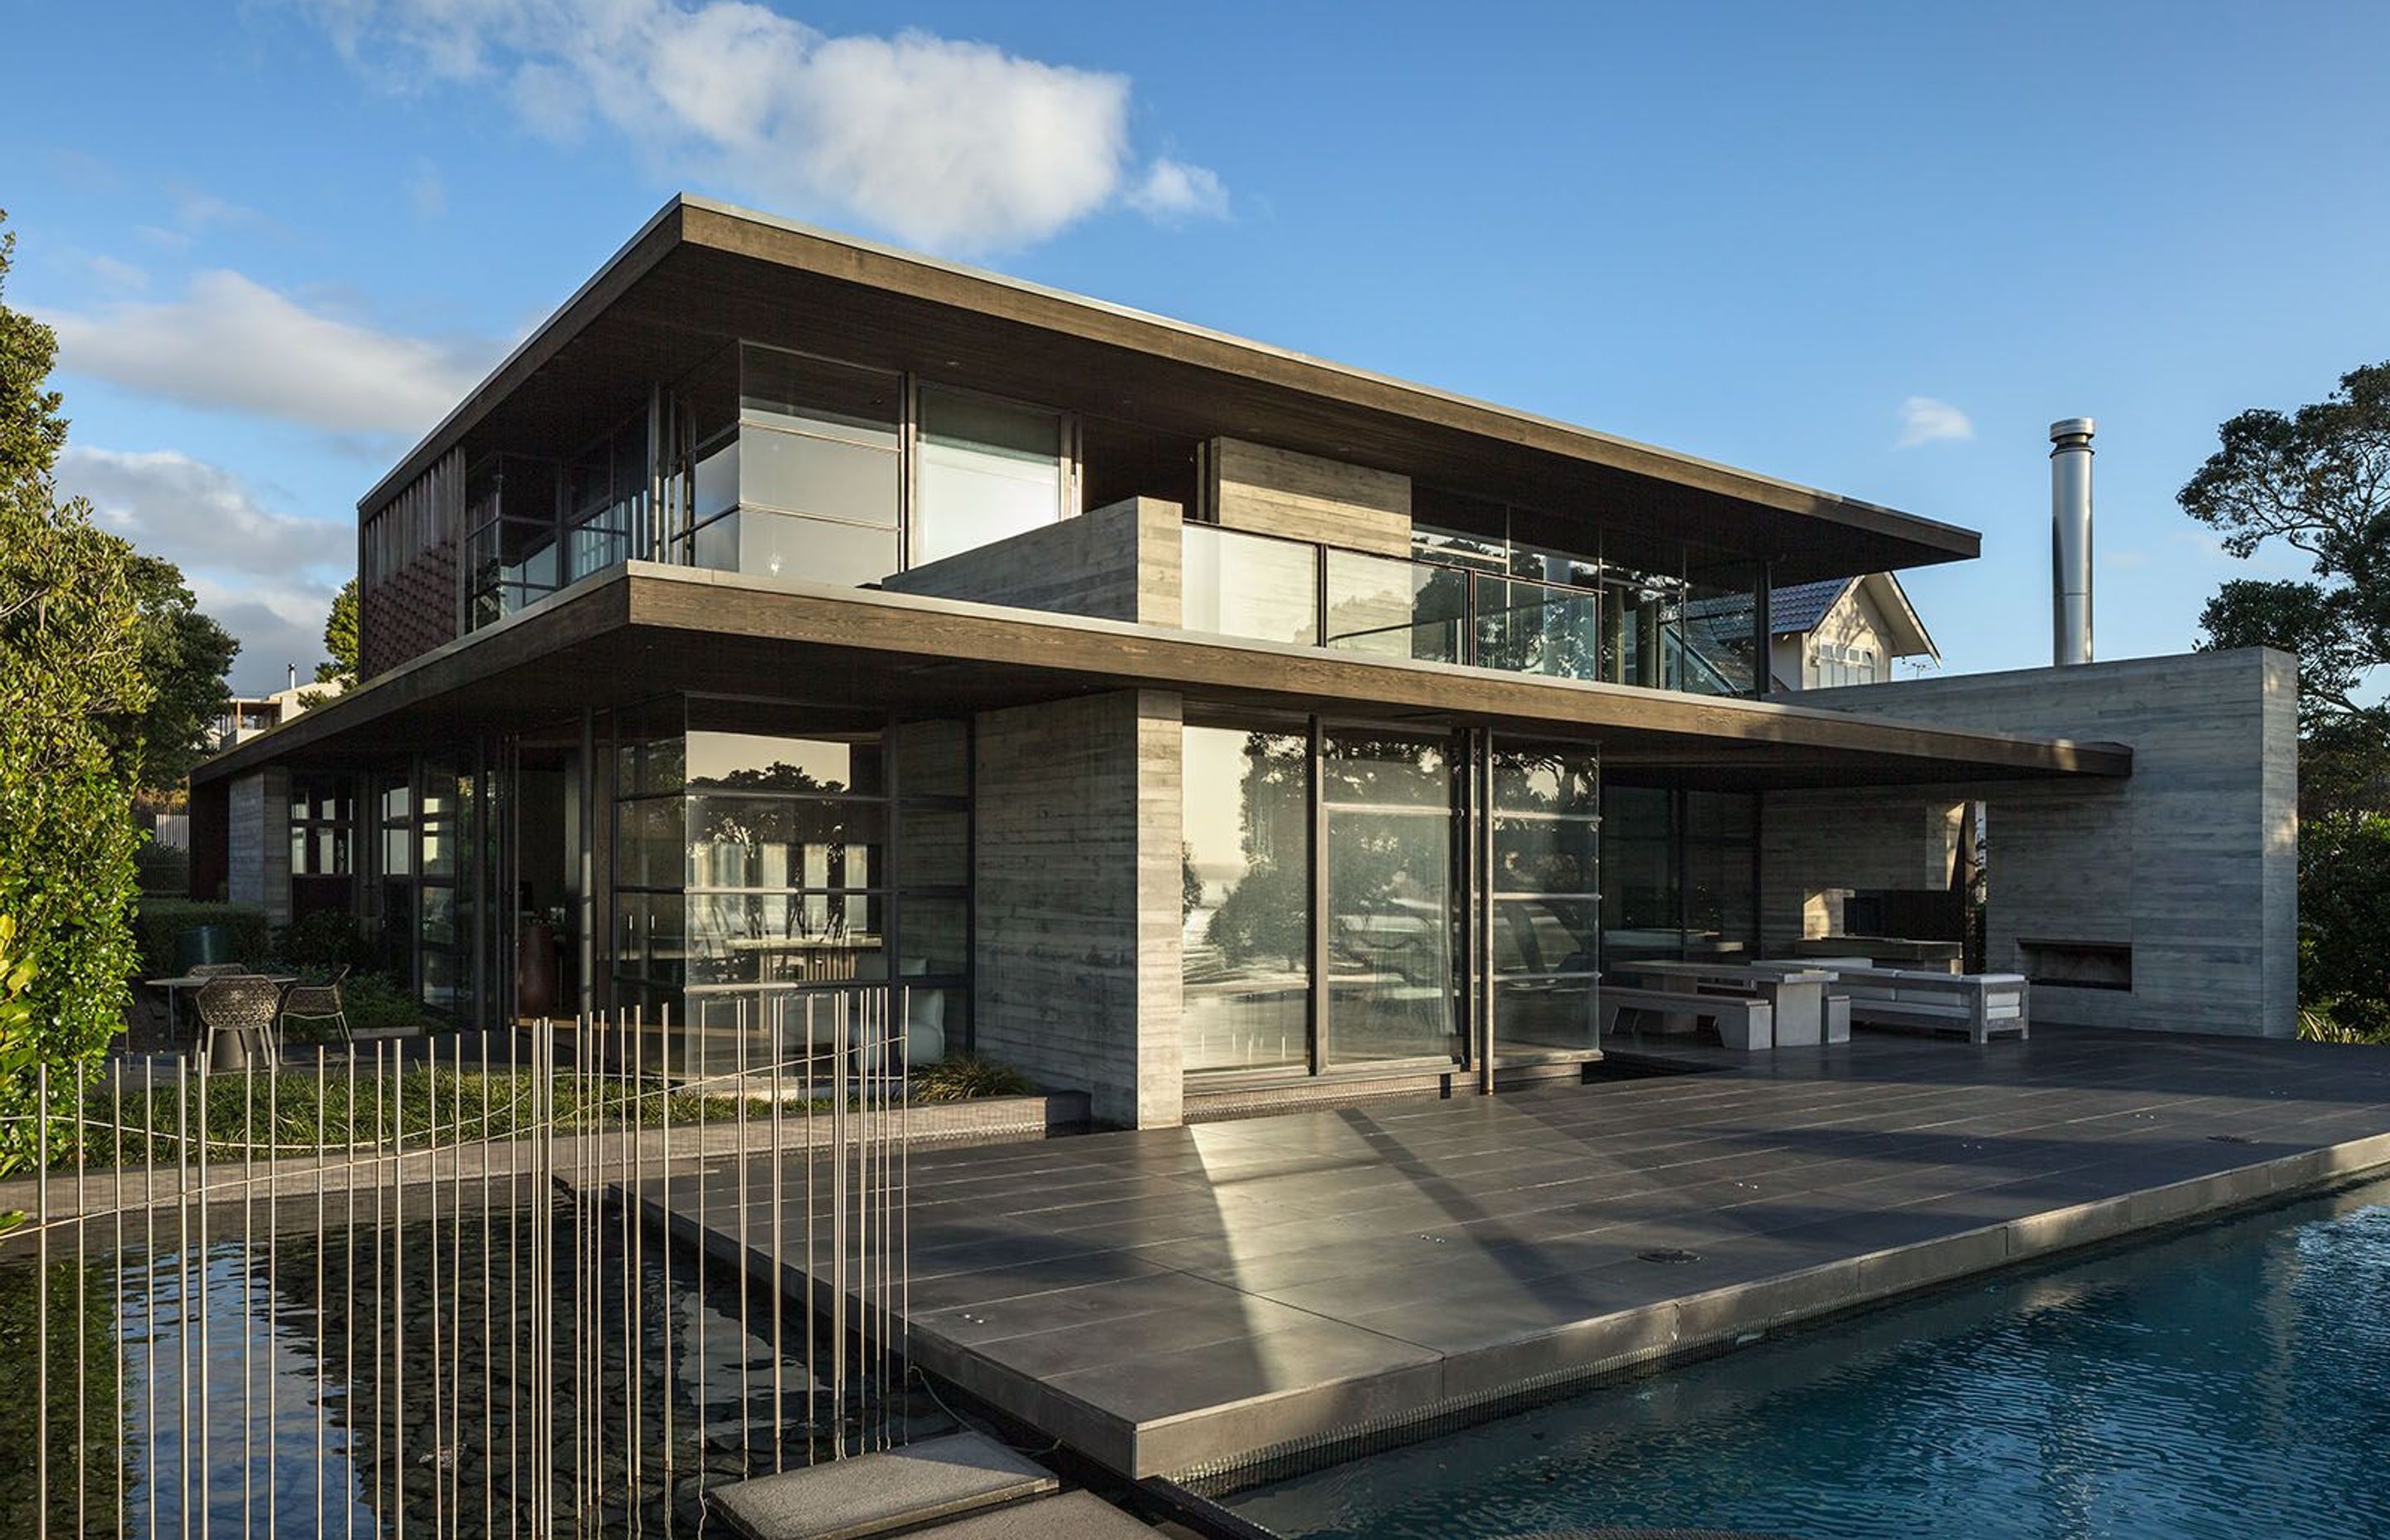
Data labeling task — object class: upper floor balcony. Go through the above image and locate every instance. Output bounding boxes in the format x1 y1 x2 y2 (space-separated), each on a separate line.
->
370 334 1769 701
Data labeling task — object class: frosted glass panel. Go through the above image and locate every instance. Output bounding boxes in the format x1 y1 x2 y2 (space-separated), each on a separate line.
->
915 387 1064 563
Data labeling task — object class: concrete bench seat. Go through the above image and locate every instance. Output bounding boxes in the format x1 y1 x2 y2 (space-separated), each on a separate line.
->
1599 984 1773 1051
1832 967 2029 1044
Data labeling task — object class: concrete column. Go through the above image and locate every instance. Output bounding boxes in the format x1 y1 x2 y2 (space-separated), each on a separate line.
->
973 690 1184 1126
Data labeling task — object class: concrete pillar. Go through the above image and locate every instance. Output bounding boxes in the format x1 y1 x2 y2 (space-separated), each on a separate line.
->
973 690 1183 1126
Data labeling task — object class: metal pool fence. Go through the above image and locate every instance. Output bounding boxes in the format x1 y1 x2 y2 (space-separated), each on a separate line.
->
2 989 917 1538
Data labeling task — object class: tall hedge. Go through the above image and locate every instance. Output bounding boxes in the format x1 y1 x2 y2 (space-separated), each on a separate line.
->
0 211 150 1162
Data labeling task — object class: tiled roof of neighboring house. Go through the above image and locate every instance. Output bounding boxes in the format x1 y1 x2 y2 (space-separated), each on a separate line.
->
1768 578 1856 635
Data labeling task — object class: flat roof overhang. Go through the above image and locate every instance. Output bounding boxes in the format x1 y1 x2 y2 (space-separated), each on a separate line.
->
197 567 2129 793
358 197 1978 585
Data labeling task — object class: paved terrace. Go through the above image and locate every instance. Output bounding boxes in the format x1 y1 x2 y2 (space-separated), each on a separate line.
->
653 1028 2390 1483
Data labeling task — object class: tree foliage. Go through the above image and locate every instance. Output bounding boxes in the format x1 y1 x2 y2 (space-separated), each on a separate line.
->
0 209 150 1154
2184 363 2390 1040
2298 814 2390 1042
114 554 238 793
315 575 358 684
2183 361 2390 815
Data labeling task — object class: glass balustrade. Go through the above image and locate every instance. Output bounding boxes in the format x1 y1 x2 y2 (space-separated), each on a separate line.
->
1184 524 1629 687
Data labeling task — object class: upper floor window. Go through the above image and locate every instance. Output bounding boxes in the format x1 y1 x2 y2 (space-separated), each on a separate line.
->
1812 640 1877 687
685 344 905 587
914 385 1071 566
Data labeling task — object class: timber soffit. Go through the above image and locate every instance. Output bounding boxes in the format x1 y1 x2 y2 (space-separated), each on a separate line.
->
358 195 1979 569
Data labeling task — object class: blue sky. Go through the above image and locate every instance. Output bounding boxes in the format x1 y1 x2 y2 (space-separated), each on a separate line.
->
6 1 2386 691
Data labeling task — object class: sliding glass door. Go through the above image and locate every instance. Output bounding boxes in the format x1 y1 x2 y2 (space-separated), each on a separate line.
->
1320 729 1461 1066
1490 740 1602 1060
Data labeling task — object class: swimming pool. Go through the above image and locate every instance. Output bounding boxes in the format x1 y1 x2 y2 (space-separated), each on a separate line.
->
1223 1172 2390 1540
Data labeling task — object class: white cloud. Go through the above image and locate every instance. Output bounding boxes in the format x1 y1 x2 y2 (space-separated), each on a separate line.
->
46 270 500 437
1895 395 1974 449
60 447 351 694
61 446 352 580
296 1 1226 252
1128 158 1230 222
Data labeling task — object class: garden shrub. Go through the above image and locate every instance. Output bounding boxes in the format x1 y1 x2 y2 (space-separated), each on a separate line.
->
274 909 374 975
132 840 188 895
129 899 272 977
340 972 432 1036
910 1055 1037 1103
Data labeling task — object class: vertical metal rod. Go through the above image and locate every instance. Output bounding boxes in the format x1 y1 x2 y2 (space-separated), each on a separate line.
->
266 1053 280 1540
769 996 785 1474
900 988 911 1450
629 1004 646 1532
344 1043 358 1540
803 994 816 1464
831 992 848 1459
426 1031 445 1540
195 1051 210 1540
617 1010 636 1530
113 1059 129 1540
241 1056 253 1540
736 992 753 1470
449 1031 465 1532
621 1004 640 1520
391 1038 404 1540
658 1001 673 1488
36 1063 49 1540
72 1062 86 1538
372 1044 384 1540
132 1056 149 1540
315 1049 327 1535
481 1024 495 1540
695 1001 709 1479
507 1016 521 1540
894 985 898 1454
175 1059 189 1540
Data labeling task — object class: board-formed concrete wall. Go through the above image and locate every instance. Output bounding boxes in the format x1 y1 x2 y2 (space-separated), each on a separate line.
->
973 689 1183 1127
1765 648 2297 1036
881 497 1182 626
225 767 292 925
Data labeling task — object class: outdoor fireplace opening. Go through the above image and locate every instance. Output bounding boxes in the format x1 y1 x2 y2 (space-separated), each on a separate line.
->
2018 938 2134 992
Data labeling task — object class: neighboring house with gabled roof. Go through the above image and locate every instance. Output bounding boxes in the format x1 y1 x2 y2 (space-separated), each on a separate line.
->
1768 573 1938 693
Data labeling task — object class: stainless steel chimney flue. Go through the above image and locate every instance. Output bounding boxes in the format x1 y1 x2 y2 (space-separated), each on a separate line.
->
2050 417 2095 665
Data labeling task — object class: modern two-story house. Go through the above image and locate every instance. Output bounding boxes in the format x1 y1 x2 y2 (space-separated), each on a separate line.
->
190 196 2297 1127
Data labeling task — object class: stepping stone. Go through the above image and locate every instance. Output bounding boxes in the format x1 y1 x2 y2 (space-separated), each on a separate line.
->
710 1429 1061 1540
900 1491 1162 1538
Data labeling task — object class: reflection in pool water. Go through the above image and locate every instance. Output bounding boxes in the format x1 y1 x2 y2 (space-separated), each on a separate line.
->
2 1199 946 1538
1225 1175 2390 1540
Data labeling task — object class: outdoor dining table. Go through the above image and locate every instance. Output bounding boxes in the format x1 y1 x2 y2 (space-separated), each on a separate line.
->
1609 960 1841 1048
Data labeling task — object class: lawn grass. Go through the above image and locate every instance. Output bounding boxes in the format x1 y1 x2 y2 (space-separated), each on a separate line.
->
49 1054 1042 1167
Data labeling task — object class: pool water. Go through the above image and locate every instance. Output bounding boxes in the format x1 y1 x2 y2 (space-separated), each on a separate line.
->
1 1199 947 1538
1225 1174 2390 1540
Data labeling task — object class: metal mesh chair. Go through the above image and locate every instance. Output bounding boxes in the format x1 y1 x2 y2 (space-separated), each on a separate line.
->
279 965 353 1059
194 972 284 1071
188 962 246 978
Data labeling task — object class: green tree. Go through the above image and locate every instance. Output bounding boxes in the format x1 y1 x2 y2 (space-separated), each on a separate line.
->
114 554 238 792
2183 363 2390 1042
0 209 151 1153
2183 361 2390 816
2297 814 2390 1042
315 574 358 683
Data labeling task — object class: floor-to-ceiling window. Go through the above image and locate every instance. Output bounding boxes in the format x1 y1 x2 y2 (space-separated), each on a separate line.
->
1321 729 1461 1066
1598 784 1760 969
1181 723 1312 1073
1490 741 1602 1060
679 344 905 587
914 385 1072 565
604 697 971 1075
